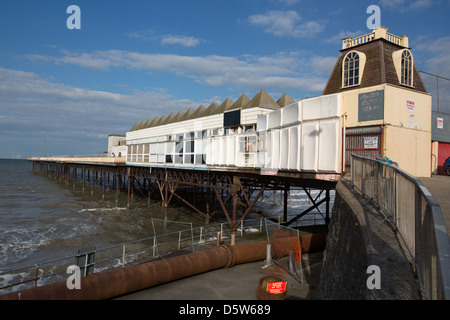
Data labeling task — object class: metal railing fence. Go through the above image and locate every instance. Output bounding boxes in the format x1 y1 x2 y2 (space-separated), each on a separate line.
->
419 70 450 113
0 217 286 295
351 153 450 300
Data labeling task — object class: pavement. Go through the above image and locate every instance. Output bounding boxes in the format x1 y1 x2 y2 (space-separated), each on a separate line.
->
420 174 450 235
116 251 323 300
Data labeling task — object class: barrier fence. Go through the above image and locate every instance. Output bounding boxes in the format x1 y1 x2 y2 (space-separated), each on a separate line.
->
351 153 450 300
0 217 303 295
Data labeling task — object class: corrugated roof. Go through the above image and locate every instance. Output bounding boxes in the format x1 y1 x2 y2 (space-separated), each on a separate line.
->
156 114 168 126
179 107 195 121
211 98 234 115
226 94 250 111
130 121 141 131
148 116 160 128
242 89 280 109
172 110 185 123
130 91 296 131
165 112 176 125
141 118 153 129
189 104 206 119
277 93 295 107
202 101 219 117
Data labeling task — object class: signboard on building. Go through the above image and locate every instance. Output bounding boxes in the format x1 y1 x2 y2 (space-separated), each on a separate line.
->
406 99 415 113
432 112 450 143
364 136 378 149
358 90 384 122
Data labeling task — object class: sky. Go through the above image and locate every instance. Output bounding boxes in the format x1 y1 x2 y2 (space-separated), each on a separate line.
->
0 0 449 158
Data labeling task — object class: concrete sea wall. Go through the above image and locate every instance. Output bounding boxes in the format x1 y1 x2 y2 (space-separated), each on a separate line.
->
319 179 421 300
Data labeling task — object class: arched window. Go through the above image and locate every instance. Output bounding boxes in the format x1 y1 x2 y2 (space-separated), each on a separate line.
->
401 50 413 86
343 52 360 87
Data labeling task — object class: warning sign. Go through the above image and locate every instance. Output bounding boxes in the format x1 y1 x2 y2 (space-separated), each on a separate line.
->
364 136 378 149
266 281 287 294
406 99 415 113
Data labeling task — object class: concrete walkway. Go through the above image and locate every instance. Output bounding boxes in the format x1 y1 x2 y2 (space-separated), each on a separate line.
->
420 175 450 235
116 251 323 300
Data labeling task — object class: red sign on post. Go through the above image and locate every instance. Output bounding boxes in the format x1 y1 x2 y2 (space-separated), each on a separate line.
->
266 281 287 294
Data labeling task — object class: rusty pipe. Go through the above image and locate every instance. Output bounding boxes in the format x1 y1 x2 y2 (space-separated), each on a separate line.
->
0 237 298 300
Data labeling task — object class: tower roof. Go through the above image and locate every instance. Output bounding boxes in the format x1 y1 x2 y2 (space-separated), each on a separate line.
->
322 27 427 95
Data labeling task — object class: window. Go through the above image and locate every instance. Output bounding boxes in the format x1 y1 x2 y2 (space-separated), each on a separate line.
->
343 52 360 87
401 50 413 86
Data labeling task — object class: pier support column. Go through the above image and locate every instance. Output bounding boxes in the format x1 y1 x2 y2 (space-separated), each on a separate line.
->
164 170 169 219
325 189 331 225
127 167 131 209
283 184 290 223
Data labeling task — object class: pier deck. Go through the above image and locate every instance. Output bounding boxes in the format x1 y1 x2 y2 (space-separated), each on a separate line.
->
28 157 338 228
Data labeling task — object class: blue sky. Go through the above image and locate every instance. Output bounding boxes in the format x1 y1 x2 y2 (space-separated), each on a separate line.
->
0 0 449 158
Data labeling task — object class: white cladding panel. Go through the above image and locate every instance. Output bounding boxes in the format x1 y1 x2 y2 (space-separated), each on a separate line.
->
125 94 342 173
270 129 280 169
320 93 341 118
267 109 282 130
256 115 267 132
280 128 290 170
288 125 301 171
281 101 302 126
318 118 340 172
300 122 319 172
302 93 341 121
226 135 236 166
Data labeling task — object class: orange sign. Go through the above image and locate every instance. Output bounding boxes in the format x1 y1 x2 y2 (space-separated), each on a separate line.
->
266 281 287 294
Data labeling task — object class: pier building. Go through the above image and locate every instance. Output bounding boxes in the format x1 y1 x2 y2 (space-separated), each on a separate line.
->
125 27 432 178
29 27 433 229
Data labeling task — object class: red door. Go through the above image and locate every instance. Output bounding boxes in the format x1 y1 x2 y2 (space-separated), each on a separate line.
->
438 142 450 175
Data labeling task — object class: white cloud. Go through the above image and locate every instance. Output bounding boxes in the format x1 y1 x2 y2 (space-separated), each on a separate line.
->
25 50 328 92
326 30 366 45
415 36 450 77
248 10 325 38
379 0 435 11
160 35 203 47
126 29 203 47
0 67 199 156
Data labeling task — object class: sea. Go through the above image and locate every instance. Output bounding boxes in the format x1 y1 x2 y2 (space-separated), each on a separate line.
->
0 159 209 292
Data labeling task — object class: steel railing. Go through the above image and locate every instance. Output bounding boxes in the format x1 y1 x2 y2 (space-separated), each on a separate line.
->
351 153 450 300
0 217 285 295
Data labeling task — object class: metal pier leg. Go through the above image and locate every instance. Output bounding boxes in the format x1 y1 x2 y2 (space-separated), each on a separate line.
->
325 189 330 225
284 184 290 224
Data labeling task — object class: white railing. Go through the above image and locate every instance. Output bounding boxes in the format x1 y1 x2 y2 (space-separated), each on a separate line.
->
28 157 126 164
342 27 408 49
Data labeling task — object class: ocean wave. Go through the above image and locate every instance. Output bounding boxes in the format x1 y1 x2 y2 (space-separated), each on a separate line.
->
80 207 127 213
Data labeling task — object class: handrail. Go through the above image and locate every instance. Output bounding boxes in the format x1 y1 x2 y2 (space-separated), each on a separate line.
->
0 217 283 293
351 153 450 300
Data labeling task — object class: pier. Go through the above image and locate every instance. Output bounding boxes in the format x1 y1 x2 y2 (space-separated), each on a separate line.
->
29 157 336 230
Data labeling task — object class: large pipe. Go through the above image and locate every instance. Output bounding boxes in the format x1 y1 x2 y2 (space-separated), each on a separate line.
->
0 237 298 300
